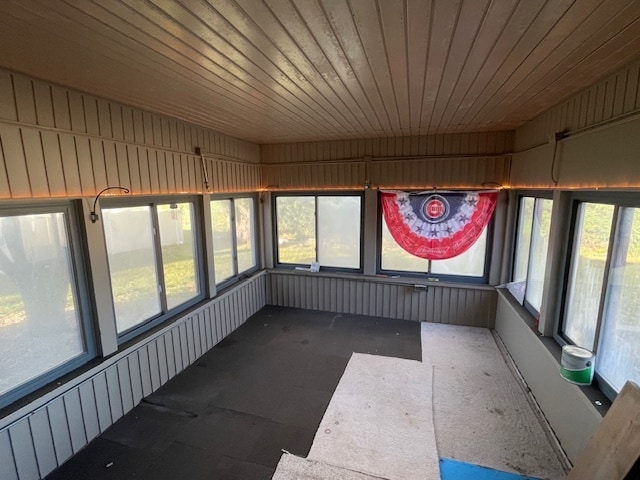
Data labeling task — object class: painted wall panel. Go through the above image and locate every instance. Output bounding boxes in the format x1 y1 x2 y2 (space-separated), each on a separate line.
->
0 71 17 122
8 419 39 480
46 398 73 465
511 116 640 188
266 272 496 328
0 428 19 480
29 409 57 478
105 366 124 424
63 390 87 453
261 131 514 164
0 138 11 198
13 77 36 126
147 342 161 392
58 135 81 196
32 82 54 128
179 324 189 372
262 155 509 190
515 59 640 152
116 361 134 415
164 333 177 379
155 338 169 387
40 131 66 195
67 91 85 133
0 125 31 197
138 348 153 398
128 354 144 406
78 383 99 441
0 68 261 200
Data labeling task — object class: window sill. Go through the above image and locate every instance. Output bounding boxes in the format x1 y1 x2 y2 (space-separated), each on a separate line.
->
268 267 496 291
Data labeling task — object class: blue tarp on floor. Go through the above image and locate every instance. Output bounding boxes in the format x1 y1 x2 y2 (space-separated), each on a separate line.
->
439 458 542 480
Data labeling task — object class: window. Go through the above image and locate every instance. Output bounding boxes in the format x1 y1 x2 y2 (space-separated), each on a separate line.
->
0 204 94 407
559 199 640 397
380 218 489 278
275 194 362 270
561 203 614 349
211 196 258 286
103 199 201 338
508 196 553 314
379 204 491 281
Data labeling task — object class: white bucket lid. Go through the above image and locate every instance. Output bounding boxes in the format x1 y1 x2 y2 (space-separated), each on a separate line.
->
562 345 593 359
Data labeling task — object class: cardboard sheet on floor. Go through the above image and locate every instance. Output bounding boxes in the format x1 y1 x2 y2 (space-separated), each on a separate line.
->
307 353 440 480
421 323 566 480
272 453 383 480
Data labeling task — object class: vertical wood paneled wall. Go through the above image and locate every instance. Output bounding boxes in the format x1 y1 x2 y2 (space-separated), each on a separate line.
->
262 155 511 191
0 273 266 480
0 69 262 199
267 271 497 328
261 132 514 163
261 132 512 190
515 59 640 152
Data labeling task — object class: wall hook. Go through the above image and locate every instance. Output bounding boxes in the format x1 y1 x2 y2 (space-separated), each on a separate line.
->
90 186 130 223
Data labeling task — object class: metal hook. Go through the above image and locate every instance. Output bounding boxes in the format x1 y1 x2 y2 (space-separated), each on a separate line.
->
90 186 130 223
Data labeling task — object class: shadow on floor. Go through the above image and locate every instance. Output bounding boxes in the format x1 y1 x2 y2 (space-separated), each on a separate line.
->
45 305 421 480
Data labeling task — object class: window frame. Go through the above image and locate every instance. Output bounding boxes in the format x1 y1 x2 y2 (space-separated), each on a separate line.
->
210 193 260 290
0 200 96 409
272 191 365 273
509 192 554 317
555 192 640 401
376 191 493 284
101 195 205 344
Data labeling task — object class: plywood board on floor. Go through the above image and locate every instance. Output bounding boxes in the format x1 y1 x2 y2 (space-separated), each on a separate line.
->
272 453 383 480
308 353 440 480
422 323 566 480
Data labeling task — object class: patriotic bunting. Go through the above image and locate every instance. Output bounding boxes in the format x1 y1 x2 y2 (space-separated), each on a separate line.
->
381 190 498 260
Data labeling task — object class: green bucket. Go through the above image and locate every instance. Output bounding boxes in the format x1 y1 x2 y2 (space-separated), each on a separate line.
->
560 345 594 386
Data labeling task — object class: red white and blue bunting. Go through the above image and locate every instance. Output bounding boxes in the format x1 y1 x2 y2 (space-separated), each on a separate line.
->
380 190 498 260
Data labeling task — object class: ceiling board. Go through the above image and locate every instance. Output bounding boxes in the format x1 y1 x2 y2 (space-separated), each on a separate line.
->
0 0 638 144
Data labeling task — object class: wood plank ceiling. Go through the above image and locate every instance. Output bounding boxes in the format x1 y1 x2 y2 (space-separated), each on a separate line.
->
0 0 639 145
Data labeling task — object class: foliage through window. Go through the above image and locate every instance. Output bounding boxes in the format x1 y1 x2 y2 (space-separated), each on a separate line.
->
508 196 553 315
559 200 640 396
275 194 362 270
211 196 257 286
103 200 201 336
0 206 93 407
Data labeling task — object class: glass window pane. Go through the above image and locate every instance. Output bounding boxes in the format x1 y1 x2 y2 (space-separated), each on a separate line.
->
509 197 535 303
380 216 429 272
158 203 199 310
431 227 487 276
0 213 85 396
103 206 161 333
317 196 361 269
211 200 234 284
525 199 553 313
276 196 316 264
235 198 256 273
597 207 640 393
563 203 614 349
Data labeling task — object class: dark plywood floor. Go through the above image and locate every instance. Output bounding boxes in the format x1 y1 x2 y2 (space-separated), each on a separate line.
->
45 305 421 480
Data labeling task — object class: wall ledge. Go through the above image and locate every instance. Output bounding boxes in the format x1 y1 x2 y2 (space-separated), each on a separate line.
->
494 288 605 462
267 268 496 291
